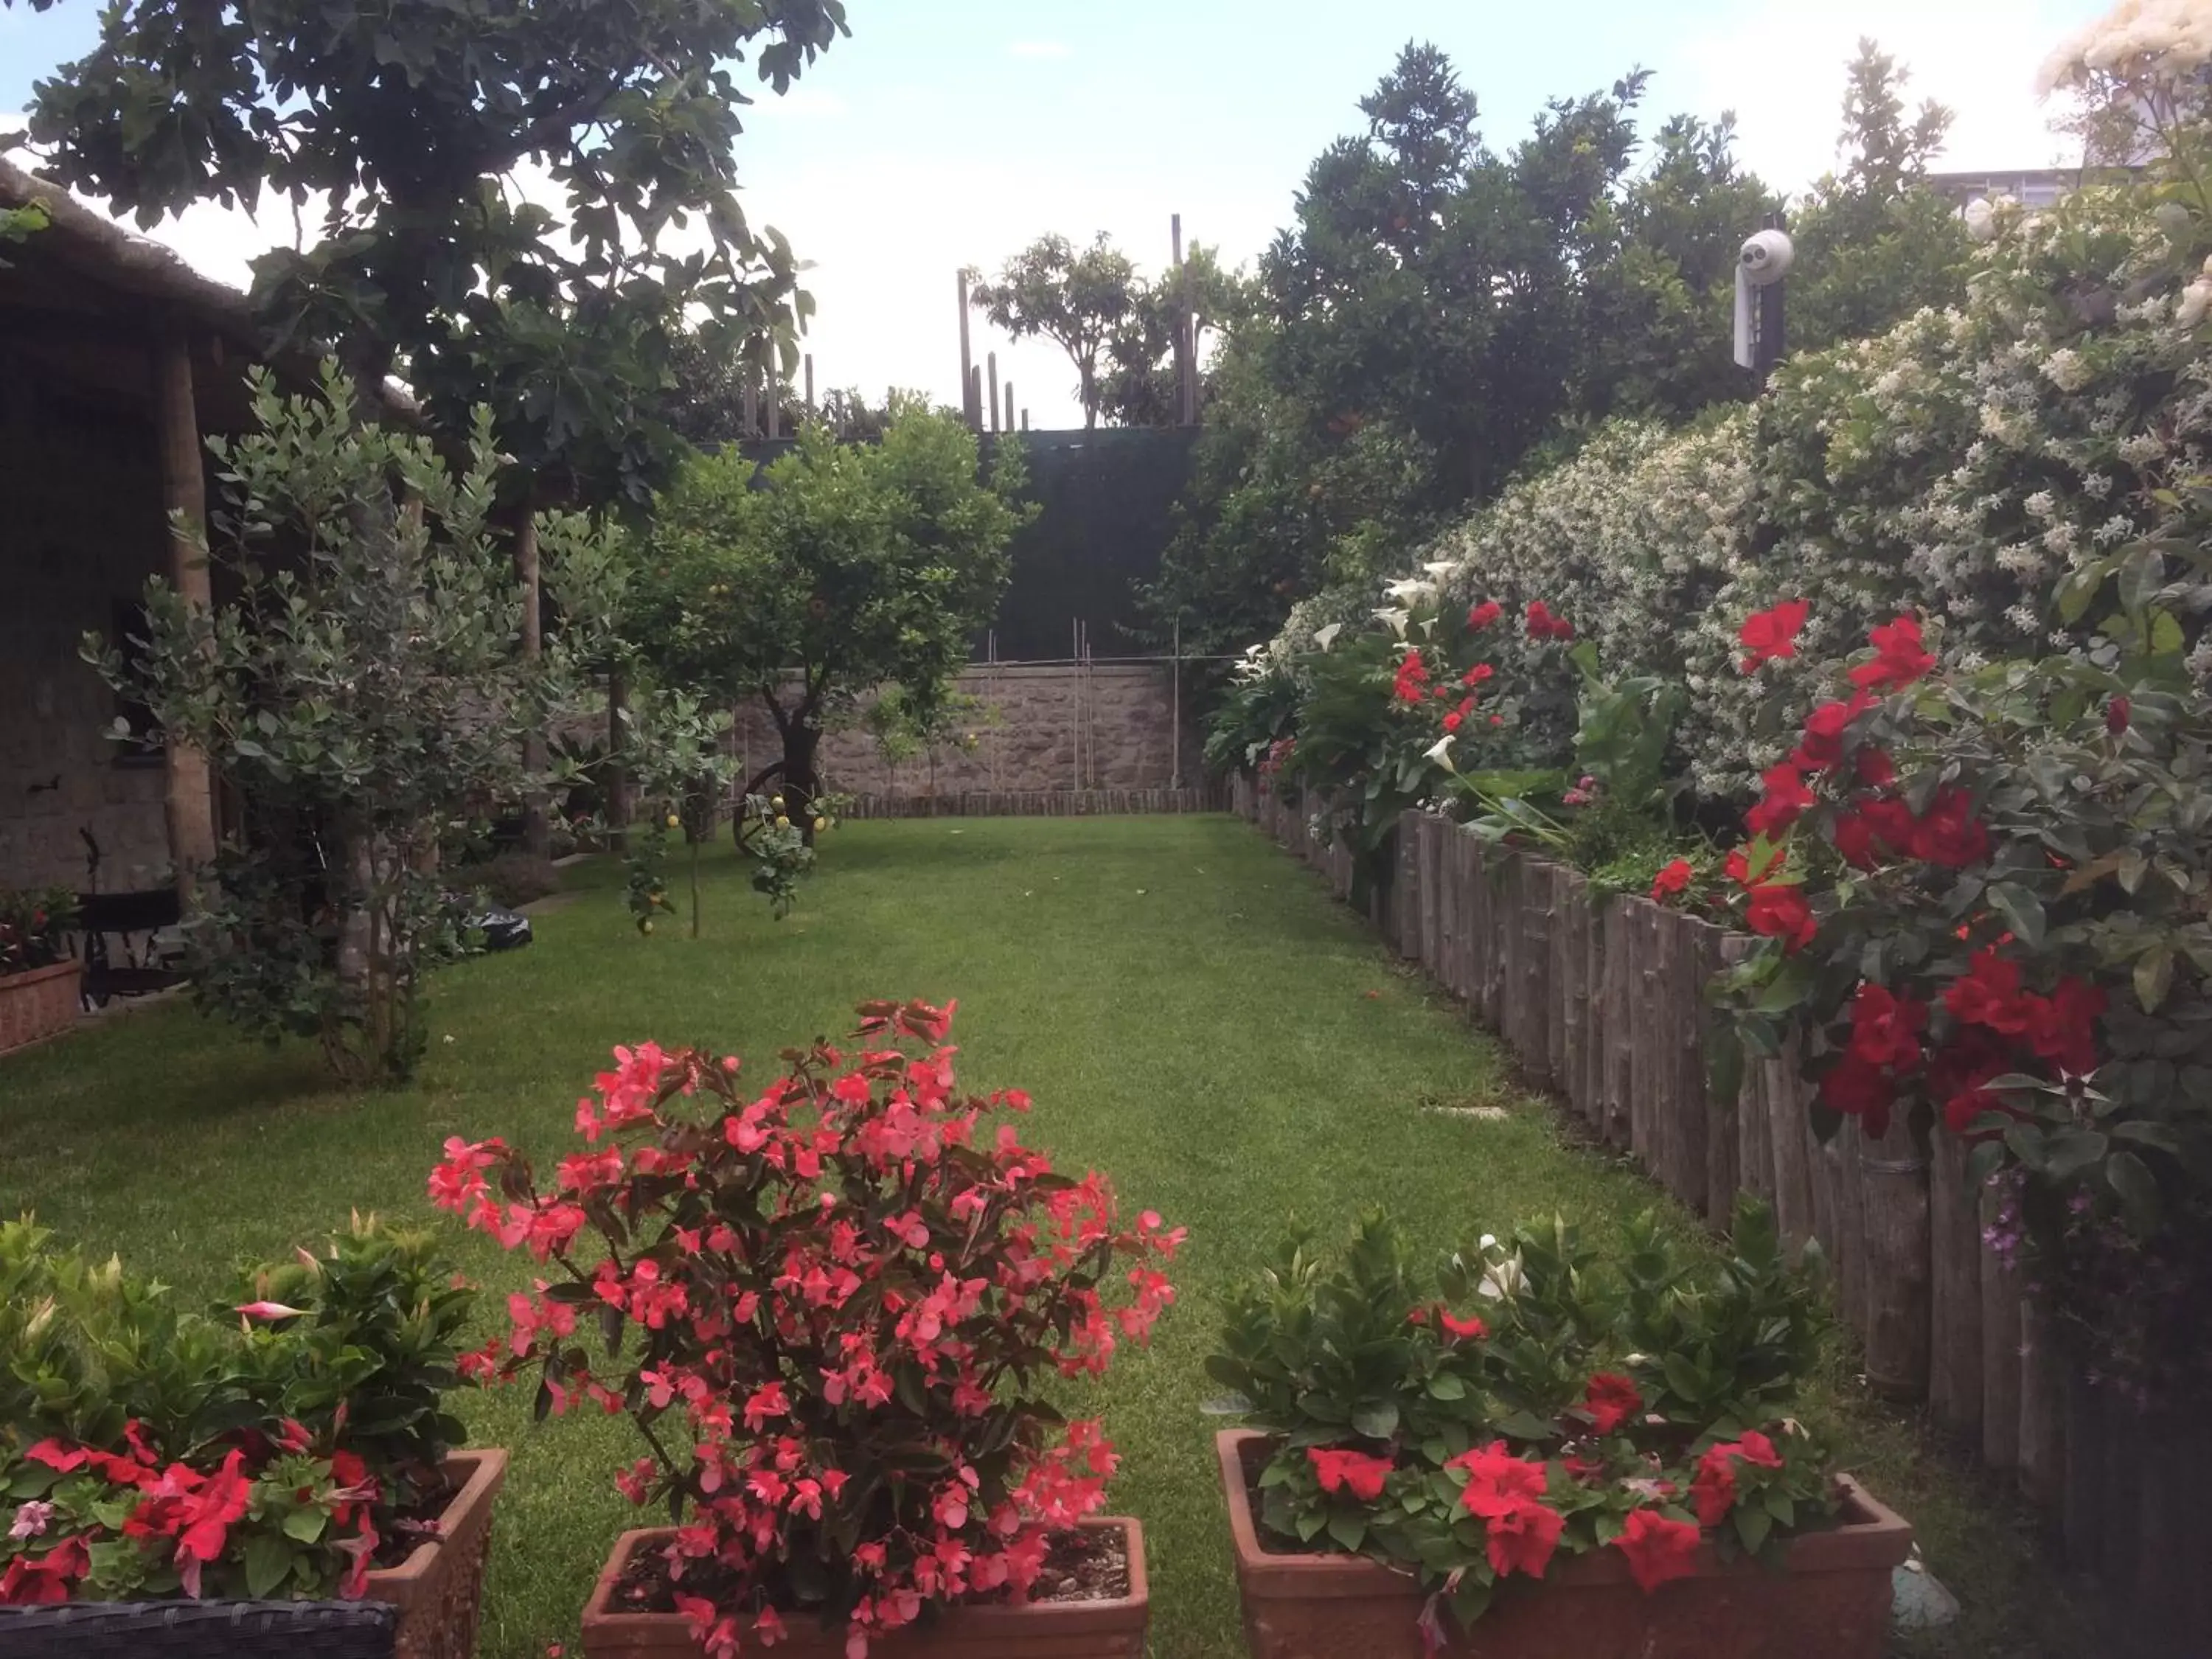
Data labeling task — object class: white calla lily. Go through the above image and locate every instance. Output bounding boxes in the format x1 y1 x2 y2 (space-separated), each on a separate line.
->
1372 607 1411 639
1422 734 1456 769
1312 622 1343 651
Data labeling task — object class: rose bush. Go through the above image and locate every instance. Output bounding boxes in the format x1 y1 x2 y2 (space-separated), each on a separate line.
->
430 997 1180 1656
1209 1196 1833 1635
0 1216 476 1604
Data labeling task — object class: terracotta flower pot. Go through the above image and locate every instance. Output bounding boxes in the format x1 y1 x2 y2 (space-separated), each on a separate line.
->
579 1517 1148 1659
0 961 80 1056
1217 1430 1911 1659
363 1448 508 1659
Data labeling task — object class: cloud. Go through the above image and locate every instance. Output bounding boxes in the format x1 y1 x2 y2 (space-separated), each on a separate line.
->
1006 41 1072 61
750 87 849 120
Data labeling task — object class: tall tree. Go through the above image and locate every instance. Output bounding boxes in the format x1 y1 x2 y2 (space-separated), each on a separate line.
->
1788 41 1969 355
968 233 1138 430
1097 243 1254 427
634 400 1029 830
24 0 849 507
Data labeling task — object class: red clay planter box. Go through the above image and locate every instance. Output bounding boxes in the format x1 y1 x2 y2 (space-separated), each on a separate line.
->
580 1517 1149 1659
0 960 80 1056
364 1448 508 1659
1217 1430 1911 1659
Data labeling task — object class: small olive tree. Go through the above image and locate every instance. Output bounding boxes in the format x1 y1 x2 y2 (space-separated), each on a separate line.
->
636 400 1031 835
89 367 623 1083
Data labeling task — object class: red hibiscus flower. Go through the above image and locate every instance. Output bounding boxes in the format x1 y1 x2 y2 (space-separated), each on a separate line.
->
1614 1507 1704 1593
1482 1495 1565 1579
1744 883 1815 952
1820 1053 1898 1138
1910 787 1990 869
1524 601 1574 641
1467 600 1503 630
2022 978 2104 1077
1790 692 1875 773
1307 1447 1394 1503
1649 860 1694 902
1846 984 1926 1071
1745 764 1817 840
1439 1310 1488 1341
1944 948 2031 1035
1848 615 1937 692
1739 599 1809 672
1583 1373 1643 1434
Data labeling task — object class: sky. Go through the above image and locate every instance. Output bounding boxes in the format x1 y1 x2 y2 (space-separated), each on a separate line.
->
1 0 2112 430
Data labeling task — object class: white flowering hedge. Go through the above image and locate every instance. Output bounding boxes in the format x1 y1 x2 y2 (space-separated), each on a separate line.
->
1242 181 2212 803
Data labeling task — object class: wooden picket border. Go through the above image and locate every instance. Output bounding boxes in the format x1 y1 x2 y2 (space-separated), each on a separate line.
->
1225 777 2208 1656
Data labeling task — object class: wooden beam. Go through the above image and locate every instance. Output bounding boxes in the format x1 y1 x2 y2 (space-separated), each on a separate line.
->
957 271 976 429
514 485 549 858
987 350 1000 434
153 328 218 905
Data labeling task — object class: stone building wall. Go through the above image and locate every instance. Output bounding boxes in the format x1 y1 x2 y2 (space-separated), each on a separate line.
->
0 392 173 894
727 663 1199 802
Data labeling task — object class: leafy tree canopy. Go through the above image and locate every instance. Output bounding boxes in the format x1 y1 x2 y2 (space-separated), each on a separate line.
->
968 232 1139 430
19 0 849 506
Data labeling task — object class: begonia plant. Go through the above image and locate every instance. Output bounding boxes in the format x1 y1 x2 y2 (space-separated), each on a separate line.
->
430 997 1180 1656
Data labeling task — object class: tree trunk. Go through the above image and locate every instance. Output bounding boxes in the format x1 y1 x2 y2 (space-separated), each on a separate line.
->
783 719 823 846
607 665 630 853
513 493 549 858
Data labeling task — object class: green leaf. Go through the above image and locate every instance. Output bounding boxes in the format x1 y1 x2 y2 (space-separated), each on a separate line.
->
2135 945 2175 1013
2111 1120 2183 1155
1352 1401 1400 1439
1326 1509 1368 1553
282 1505 328 1545
2106 1150 2161 1237
2118 543 2165 614
2150 608 2185 655
2042 1128 2110 1182
243 1531 293 1599
1735 1502 1773 1555
1986 882 2046 950
1427 1373 1467 1402
1294 1508 1328 1543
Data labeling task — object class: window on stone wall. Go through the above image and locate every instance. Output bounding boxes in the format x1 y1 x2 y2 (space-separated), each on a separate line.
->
108 597 164 768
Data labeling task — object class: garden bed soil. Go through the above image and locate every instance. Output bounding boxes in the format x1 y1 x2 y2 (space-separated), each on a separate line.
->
361 1447 507 1659
0 960 81 1056
580 1517 1147 1658
1217 1429 1911 1659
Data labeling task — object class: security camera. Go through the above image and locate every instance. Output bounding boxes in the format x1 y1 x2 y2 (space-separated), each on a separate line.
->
1739 229 1795 288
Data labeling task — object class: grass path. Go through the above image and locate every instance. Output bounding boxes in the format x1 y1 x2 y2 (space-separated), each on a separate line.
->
0 817 2079 1656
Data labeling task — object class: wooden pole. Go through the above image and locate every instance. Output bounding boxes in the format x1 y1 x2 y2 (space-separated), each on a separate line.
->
987 351 1001 434
969 366 984 429
765 370 782 440
1021 408 1030 431
1172 212 1197 426
957 271 976 429
1004 382 1015 434
153 331 219 905
804 352 815 414
741 374 758 440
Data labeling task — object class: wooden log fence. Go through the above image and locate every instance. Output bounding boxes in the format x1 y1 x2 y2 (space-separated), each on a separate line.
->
1223 778 2205 1656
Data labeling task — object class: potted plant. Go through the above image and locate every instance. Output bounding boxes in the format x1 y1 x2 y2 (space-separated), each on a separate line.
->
0 1216 503 1659
434 996 1180 1658
1207 1196 1911 1659
0 886 80 1055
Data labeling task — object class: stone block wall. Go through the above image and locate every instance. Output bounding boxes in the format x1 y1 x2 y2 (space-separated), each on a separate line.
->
0 391 173 894
727 663 1197 802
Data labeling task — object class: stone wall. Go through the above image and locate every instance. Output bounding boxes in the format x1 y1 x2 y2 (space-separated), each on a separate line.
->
0 385 173 894
728 663 1197 802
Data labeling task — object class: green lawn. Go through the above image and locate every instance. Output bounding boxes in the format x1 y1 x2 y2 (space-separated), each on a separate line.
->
0 817 2084 1657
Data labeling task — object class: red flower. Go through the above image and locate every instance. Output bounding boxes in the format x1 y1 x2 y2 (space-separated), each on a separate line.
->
1307 1446 1394 1503
1931 1033 2017 1136
1724 843 1784 888
1482 1495 1565 1579
1846 984 1926 1071
1524 601 1575 641
1467 601 1503 630
1739 599 1809 672
1391 650 1430 705
1944 948 2031 1036
1848 615 1936 692
1438 1310 1488 1341
1649 860 1694 902
1462 663 1495 688
2022 978 2104 1077
1447 1441 1548 1516
1583 1373 1643 1434
0 1537 88 1606
1744 883 1815 952
1820 1053 1898 1138
1614 1507 1704 1593
1691 1447 1739 1526
1790 692 1875 773
1745 765 1817 841
1910 787 1990 869
2107 696 2131 736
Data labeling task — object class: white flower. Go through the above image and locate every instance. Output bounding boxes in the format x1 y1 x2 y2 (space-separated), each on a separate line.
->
1478 1252 1525 1301
1423 734 1456 769
1312 623 1343 651
1371 607 1411 639
1964 198 1998 244
1383 577 1436 606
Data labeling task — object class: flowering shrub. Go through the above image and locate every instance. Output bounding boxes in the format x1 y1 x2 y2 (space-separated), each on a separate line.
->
430 998 1180 1655
1210 1197 1833 1633
1711 596 2212 1396
0 1217 476 1604
0 887 75 978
